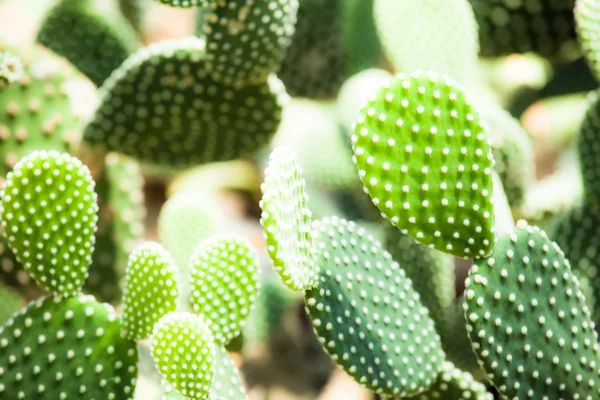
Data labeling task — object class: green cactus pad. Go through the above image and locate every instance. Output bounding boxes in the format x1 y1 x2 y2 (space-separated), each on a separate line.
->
204 0 298 88
37 0 140 87
153 0 210 7
0 294 138 399
118 0 147 34
465 222 600 399
0 151 99 297
151 312 215 400
340 0 383 77
577 0 600 81
0 283 24 325
189 233 260 345
0 51 24 86
374 0 479 84
577 90 600 201
352 70 495 258
413 362 491 400
260 146 317 292
83 37 287 169
122 241 179 341
443 299 484 379
209 345 248 400
305 217 445 397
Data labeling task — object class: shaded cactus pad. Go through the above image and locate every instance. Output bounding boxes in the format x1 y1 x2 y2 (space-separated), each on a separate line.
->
83 37 287 169
151 312 215 400
414 361 491 400
352 70 495 258
305 217 445 397
189 233 260 345
260 147 317 291
0 294 138 399
465 222 600 399
121 242 179 341
0 151 98 297
577 0 600 81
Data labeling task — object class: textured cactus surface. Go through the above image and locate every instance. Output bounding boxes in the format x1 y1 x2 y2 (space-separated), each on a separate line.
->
578 90 600 200
352 71 495 258
151 312 215 400
413 361 492 400
122 242 179 341
0 151 98 297
0 294 138 399
83 37 287 169
305 217 445 397
260 147 317 291
209 345 248 400
465 222 600 398
189 233 260 345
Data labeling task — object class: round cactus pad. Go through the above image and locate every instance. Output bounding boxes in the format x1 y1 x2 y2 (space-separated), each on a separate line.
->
83 37 287 169
0 151 99 297
204 0 298 88
260 147 317 291
465 222 600 399
121 242 179 341
352 70 495 258
189 233 260 345
305 217 445 397
151 312 215 400
415 362 491 400
0 294 138 399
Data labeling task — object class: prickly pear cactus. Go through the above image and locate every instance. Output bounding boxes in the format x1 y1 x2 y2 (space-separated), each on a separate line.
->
465 222 600 399
0 283 23 325
209 345 248 400
0 50 23 86
153 0 209 7
414 362 491 400
0 294 138 399
577 90 600 200
306 217 445 397
352 70 495 258
0 151 98 297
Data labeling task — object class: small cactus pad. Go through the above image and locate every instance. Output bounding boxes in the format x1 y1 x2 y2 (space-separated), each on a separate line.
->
122 242 179 341
465 222 600 399
151 312 215 400
352 71 495 258
578 90 600 200
0 294 138 399
577 0 600 81
0 151 99 297
305 217 445 397
414 362 492 400
0 51 24 86
204 0 298 88
83 37 287 169
260 147 317 291
209 345 249 400
189 233 260 345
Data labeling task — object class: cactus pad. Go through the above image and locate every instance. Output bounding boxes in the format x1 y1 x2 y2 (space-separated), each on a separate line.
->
260 146 317 291
0 151 98 297
414 362 491 400
352 70 495 258
209 345 248 400
465 222 600 399
83 37 287 169
305 217 445 397
577 0 600 81
151 312 215 400
578 90 600 201
204 0 298 88
122 242 179 341
189 233 260 345
0 294 138 399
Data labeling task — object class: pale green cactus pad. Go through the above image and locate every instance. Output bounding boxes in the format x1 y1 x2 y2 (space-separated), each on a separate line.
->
578 90 600 201
0 151 98 297
413 362 492 400
83 37 287 169
352 70 495 258
260 146 317 291
305 217 445 397
577 0 600 81
189 233 260 345
0 51 23 86
151 312 215 400
465 222 600 399
0 294 138 399
204 0 298 88
122 241 179 341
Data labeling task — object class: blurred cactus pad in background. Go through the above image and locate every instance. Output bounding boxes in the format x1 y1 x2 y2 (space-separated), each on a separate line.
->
4 0 600 399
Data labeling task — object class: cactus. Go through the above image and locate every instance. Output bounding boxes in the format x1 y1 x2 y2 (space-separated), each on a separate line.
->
153 0 209 7
577 90 600 201
260 146 317 291
0 151 98 297
413 361 491 400
464 221 600 398
188 233 260 345
0 283 24 325
352 70 495 258
577 0 600 81
208 345 248 400
0 51 23 87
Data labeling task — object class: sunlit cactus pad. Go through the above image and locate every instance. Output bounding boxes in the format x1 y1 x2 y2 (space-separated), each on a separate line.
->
83 37 287 169
0 294 138 399
465 222 600 399
352 70 495 258
0 151 98 297
260 147 317 291
121 242 179 341
189 233 260 345
151 312 215 400
414 362 491 400
305 217 445 397
204 0 298 88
